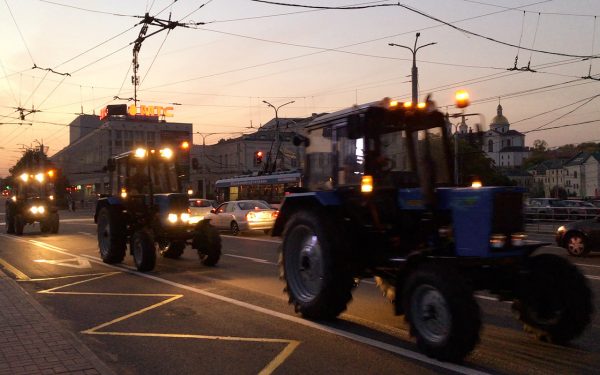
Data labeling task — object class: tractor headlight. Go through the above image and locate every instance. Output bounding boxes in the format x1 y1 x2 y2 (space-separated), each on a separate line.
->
511 233 527 247
167 213 178 223
29 206 45 214
180 213 190 223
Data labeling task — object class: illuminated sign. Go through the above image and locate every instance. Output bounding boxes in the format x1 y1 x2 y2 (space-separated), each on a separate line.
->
99 104 174 120
128 105 174 118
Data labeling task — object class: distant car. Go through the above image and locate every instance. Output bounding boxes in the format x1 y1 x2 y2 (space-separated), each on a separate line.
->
556 217 600 256
561 200 600 220
205 200 278 235
526 198 568 220
188 199 217 224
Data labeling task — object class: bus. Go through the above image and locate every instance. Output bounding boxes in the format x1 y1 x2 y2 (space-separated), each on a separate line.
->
214 171 302 207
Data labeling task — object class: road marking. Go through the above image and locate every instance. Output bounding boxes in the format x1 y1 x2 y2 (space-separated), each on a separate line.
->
224 253 277 265
34 257 92 269
23 272 116 282
0 257 30 280
1 235 493 374
222 234 282 243
78 231 95 237
574 263 600 269
36 270 299 374
60 218 95 223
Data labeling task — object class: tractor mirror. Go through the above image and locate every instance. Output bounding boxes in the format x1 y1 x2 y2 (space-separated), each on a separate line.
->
347 114 364 140
106 158 116 172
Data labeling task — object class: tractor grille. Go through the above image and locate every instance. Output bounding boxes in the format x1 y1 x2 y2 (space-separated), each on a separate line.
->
492 191 524 235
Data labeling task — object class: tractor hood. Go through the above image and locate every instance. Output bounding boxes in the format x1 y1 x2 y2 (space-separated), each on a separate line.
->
153 193 189 212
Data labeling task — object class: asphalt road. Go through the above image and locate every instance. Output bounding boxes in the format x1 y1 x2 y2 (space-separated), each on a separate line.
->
0 208 598 375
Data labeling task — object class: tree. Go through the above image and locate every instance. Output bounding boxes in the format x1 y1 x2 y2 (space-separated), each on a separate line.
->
457 140 513 186
532 139 547 151
9 149 53 176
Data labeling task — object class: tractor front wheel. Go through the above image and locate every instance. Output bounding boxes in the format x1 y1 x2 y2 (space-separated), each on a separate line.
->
49 213 59 234
403 264 481 362
281 210 354 320
160 241 186 259
97 208 126 264
5 208 15 234
514 254 593 344
14 214 25 236
193 222 221 266
131 230 156 272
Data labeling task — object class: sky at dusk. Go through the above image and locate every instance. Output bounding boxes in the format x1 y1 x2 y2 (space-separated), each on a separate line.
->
1 0 599 176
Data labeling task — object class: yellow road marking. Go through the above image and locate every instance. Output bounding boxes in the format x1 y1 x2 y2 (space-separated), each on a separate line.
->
24 272 116 282
36 270 299 374
0 257 30 280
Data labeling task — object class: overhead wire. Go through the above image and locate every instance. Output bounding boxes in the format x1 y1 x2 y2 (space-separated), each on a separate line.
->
36 0 142 18
4 0 35 65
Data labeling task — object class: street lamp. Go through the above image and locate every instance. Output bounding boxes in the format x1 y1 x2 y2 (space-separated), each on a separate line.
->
389 33 437 105
262 100 295 173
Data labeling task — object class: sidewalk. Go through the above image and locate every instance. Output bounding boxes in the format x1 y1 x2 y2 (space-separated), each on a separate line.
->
0 270 115 375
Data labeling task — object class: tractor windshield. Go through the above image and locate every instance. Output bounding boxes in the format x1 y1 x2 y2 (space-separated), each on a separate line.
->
122 157 179 195
149 159 178 193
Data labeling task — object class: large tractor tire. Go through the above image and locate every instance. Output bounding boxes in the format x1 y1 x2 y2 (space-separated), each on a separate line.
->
403 264 481 362
14 214 25 236
160 241 186 259
193 221 221 266
97 207 126 264
5 209 15 234
40 219 51 233
131 229 156 272
280 210 354 320
513 254 593 344
49 213 59 234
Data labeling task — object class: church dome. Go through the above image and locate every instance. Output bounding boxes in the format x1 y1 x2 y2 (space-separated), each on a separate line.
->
490 104 509 128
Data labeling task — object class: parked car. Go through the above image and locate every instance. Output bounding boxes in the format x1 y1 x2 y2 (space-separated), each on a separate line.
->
561 200 600 220
556 216 600 256
188 199 218 224
205 200 278 235
525 198 568 221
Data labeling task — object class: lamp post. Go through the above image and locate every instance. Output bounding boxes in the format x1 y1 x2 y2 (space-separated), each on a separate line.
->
389 33 436 105
196 133 219 199
262 100 295 173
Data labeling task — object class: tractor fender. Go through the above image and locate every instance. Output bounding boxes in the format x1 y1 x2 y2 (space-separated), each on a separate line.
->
94 196 124 223
272 192 341 237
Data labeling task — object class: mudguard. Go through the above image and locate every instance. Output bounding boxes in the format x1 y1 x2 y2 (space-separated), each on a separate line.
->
272 191 341 236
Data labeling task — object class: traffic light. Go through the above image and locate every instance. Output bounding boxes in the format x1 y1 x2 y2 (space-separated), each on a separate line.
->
255 151 263 165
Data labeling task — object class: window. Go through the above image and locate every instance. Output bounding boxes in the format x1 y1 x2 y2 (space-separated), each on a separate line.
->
488 140 493 152
507 139 511 146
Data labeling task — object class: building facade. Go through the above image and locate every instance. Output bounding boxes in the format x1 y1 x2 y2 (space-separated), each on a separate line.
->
50 107 192 201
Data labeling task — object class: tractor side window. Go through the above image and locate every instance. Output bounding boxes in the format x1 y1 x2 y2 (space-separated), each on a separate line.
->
305 127 334 190
336 132 364 186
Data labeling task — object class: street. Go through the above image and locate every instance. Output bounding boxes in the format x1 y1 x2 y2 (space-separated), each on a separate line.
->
0 207 599 375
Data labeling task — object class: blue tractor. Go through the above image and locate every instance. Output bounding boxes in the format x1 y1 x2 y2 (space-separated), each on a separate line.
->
272 97 593 362
94 147 221 272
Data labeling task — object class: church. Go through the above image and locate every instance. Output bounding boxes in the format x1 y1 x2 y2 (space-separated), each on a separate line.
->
455 104 530 167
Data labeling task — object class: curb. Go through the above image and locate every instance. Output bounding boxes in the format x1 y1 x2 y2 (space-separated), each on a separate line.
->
0 268 116 375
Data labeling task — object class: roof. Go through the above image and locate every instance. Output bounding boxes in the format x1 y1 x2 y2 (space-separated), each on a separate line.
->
564 152 591 167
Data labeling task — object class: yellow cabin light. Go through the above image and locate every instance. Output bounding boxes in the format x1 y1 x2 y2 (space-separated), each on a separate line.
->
35 173 44 182
417 102 426 109
47 170 55 178
187 189 194 195
471 180 482 188
134 148 147 158
20 173 29 182
49 195 54 200
120 188 128 198
403 101 412 109
181 141 190 149
389 100 399 107
361 175 374 193
160 148 173 159
455 90 470 108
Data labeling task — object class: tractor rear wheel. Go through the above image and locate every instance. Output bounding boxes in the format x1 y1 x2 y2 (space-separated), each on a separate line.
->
14 214 25 236
160 241 186 259
97 208 126 264
281 210 354 320
403 264 481 362
193 222 221 266
131 230 156 272
514 254 592 344
5 208 15 234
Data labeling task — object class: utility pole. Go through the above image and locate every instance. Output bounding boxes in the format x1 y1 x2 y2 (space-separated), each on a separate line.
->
262 100 294 174
389 33 436 106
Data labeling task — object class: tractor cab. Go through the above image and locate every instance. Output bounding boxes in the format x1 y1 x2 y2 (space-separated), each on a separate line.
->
6 170 59 235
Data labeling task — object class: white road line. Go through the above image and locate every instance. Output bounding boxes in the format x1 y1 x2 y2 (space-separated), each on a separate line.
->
1 235 487 375
222 234 282 244
224 254 277 265
574 263 600 269
78 231 95 237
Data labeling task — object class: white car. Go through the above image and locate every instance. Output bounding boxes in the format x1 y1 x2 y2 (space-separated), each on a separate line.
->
188 199 217 224
205 200 278 235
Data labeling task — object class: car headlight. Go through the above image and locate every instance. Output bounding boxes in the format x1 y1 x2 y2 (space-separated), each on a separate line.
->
167 213 178 223
557 225 566 233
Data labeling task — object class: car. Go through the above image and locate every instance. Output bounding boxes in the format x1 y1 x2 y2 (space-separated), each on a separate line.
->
205 200 278 235
556 216 600 256
561 200 600 220
525 198 568 221
188 199 217 224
